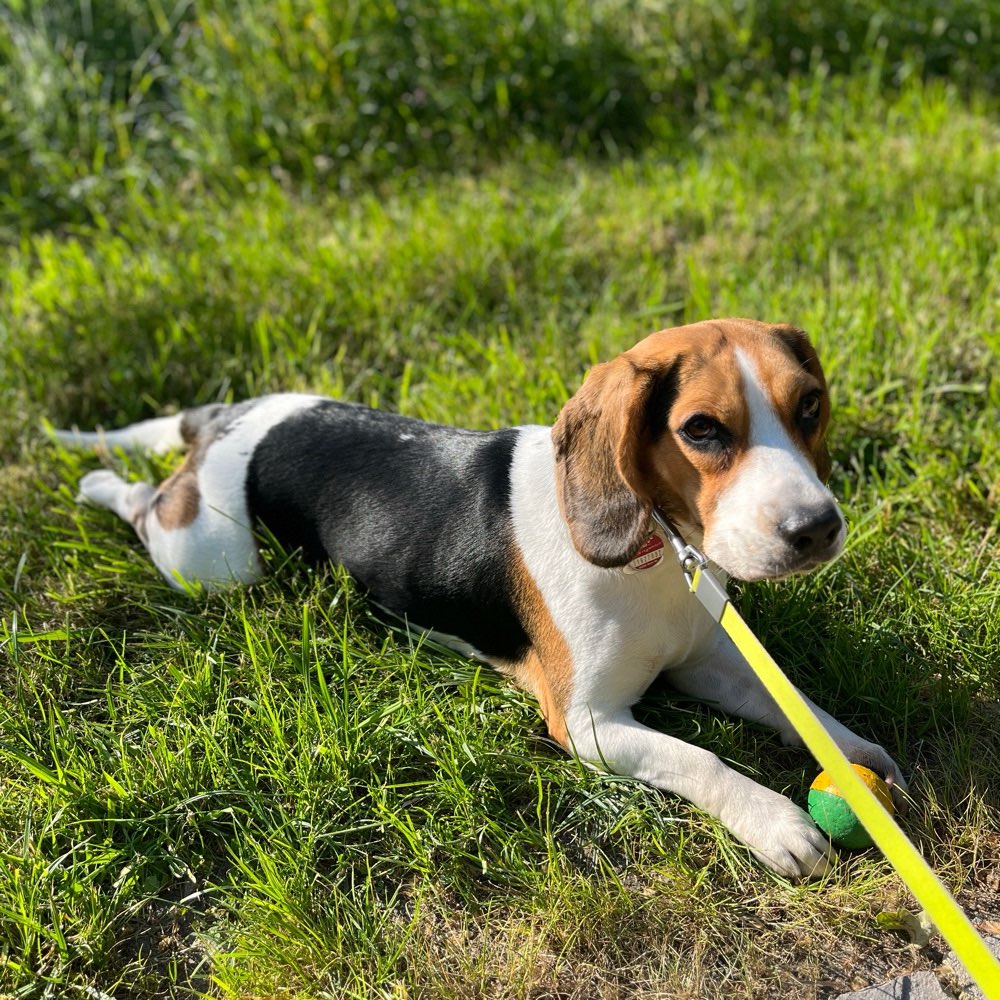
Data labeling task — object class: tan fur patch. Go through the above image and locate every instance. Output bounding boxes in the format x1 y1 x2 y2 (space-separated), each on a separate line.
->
500 550 573 747
152 454 202 530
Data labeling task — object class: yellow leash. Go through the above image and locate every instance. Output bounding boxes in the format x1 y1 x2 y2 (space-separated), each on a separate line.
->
651 510 1000 999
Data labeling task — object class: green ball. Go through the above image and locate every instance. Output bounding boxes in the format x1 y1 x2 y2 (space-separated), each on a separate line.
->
808 788 871 848
807 765 893 849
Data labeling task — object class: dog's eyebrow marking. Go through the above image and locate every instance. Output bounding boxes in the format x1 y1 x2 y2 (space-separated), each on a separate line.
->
774 328 816 373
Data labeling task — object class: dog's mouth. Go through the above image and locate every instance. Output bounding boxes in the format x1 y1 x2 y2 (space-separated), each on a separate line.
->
706 528 846 582
693 495 847 582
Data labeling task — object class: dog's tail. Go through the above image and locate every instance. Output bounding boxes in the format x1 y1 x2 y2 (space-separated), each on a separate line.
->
52 403 232 455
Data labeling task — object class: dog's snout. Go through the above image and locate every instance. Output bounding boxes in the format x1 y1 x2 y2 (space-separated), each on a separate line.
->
778 504 843 558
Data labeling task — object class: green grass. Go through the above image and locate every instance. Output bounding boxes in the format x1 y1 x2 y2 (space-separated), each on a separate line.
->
1 2 999 997
2 0 996 233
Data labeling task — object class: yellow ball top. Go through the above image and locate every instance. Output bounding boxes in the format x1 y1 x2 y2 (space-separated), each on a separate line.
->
810 763 894 813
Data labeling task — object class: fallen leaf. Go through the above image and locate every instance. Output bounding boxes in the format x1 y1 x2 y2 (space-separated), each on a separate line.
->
876 908 935 947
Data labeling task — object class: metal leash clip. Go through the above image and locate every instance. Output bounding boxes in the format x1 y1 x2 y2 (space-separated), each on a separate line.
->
650 507 730 622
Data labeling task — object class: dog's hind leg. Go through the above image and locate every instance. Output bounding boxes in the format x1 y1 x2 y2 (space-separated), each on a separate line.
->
55 414 187 454
54 402 245 455
77 455 262 592
63 395 320 590
65 405 258 590
78 469 158 538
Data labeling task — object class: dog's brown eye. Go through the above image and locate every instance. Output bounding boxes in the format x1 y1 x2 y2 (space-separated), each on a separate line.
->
798 392 822 424
681 415 722 444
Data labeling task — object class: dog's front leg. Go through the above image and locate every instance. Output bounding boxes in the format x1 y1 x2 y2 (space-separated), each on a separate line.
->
667 629 908 806
564 707 835 879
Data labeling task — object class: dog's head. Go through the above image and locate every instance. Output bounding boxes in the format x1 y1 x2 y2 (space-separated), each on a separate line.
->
552 318 844 581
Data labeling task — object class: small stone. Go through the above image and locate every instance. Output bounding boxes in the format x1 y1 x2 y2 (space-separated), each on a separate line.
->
833 970 951 1000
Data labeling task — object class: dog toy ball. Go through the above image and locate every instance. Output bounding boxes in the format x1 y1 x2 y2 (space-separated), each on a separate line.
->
807 764 894 849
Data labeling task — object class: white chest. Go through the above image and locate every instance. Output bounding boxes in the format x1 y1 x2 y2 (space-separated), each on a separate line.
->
508 427 719 708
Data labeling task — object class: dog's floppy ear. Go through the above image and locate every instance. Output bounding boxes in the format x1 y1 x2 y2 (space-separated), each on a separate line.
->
772 325 833 480
553 355 681 567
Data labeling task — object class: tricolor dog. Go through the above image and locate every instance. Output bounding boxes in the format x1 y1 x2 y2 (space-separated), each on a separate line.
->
58 318 906 878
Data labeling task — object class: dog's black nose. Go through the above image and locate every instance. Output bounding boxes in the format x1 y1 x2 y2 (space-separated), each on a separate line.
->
778 504 843 558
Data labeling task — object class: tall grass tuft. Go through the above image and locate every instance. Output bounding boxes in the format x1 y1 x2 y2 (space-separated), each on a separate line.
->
2 0 996 231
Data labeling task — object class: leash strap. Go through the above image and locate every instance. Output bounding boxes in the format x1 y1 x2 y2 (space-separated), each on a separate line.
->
651 510 1000 998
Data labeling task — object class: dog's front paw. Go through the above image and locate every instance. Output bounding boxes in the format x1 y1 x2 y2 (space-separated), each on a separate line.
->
839 739 909 812
724 783 836 880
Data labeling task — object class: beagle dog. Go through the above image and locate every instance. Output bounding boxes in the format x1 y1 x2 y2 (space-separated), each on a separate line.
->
57 318 906 878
